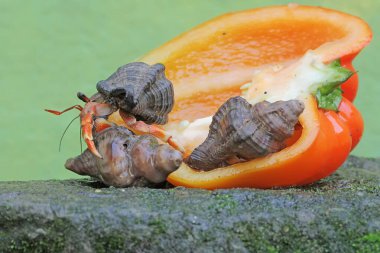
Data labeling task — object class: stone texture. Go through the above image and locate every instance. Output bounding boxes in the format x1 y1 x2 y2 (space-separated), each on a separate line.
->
1 156 380 253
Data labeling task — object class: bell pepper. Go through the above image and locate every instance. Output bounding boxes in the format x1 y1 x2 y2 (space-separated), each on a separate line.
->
139 5 372 189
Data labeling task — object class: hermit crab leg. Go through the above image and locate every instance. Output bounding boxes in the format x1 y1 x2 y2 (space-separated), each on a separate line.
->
94 118 115 133
80 102 116 159
119 110 185 153
45 105 83 115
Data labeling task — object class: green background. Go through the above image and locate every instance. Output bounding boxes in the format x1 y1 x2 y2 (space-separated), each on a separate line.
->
0 0 378 181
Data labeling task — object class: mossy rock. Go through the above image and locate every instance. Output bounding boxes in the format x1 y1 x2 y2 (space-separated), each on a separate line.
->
1 156 380 253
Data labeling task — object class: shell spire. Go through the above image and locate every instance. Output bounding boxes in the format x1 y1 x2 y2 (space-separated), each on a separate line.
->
65 150 99 177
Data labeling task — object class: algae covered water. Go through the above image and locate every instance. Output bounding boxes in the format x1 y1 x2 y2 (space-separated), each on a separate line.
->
1 0 379 180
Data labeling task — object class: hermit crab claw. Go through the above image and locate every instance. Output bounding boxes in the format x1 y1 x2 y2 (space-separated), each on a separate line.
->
80 101 116 159
186 96 305 170
65 126 183 187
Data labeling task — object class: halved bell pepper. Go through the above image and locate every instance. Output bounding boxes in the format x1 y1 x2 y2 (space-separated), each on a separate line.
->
139 5 372 189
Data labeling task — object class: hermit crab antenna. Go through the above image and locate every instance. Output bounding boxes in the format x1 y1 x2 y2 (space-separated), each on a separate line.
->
79 124 83 154
77 92 90 103
59 115 80 152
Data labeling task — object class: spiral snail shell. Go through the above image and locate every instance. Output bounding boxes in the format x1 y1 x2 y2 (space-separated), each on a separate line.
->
186 96 304 170
96 62 174 124
65 126 183 187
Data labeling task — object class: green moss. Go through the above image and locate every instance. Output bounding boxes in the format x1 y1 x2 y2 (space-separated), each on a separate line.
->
1 217 74 253
213 193 237 212
93 232 126 253
234 222 281 253
353 233 380 253
148 218 167 235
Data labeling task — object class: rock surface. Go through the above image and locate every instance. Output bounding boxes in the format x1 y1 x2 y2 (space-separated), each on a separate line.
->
1 156 380 253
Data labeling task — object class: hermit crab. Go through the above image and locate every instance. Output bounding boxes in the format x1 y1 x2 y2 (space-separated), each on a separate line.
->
47 62 185 186
47 62 183 159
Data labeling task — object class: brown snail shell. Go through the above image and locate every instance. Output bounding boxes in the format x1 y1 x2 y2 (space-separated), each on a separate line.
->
186 96 304 171
96 62 174 124
65 126 183 187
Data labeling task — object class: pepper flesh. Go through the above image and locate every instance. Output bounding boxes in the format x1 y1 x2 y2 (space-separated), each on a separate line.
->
138 5 371 188
337 97 364 150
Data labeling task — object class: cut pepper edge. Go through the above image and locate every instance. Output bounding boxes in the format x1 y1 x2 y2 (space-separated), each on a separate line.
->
141 5 372 102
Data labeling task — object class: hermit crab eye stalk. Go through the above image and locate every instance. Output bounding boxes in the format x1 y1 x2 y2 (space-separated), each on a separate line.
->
77 92 90 103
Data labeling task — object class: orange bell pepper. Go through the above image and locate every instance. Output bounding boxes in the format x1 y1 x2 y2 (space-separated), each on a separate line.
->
140 5 372 189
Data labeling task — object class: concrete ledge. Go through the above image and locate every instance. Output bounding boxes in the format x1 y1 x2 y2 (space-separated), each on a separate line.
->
1 156 380 252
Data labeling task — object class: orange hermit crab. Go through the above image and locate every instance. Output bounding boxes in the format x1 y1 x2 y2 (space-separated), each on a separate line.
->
46 62 184 159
